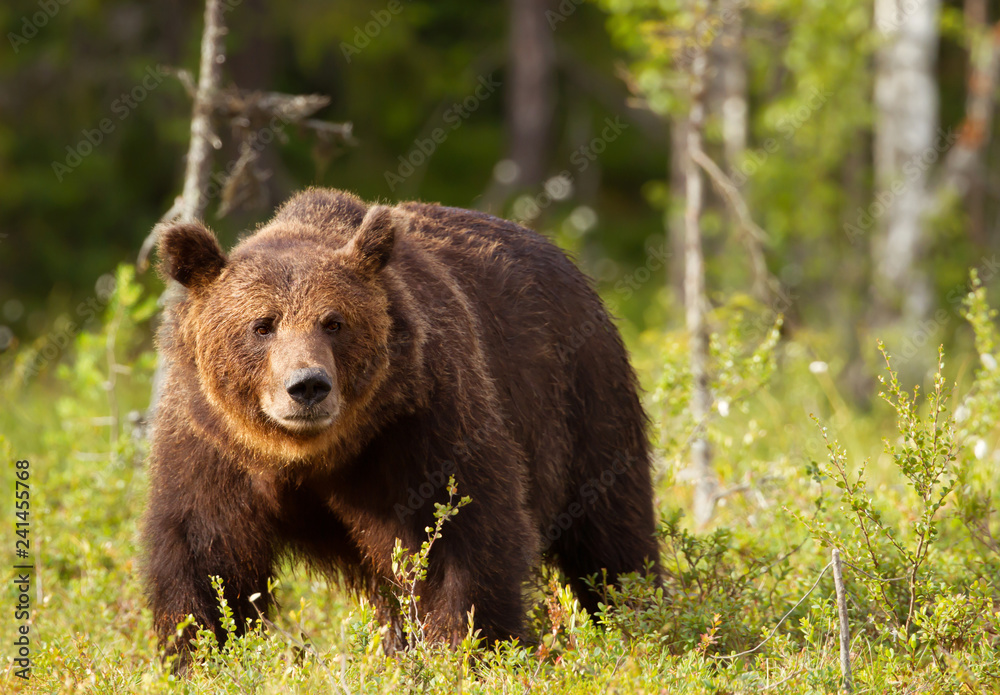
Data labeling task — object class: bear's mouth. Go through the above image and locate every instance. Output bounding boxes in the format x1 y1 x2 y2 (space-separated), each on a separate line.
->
277 412 336 432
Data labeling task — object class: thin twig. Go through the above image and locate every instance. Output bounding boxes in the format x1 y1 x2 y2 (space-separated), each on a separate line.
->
841 561 907 583
691 146 778 301
760 668 805 691
691 147 768 244
713 561 832 660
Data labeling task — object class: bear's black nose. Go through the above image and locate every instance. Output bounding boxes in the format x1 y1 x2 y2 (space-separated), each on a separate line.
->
285 368 333 407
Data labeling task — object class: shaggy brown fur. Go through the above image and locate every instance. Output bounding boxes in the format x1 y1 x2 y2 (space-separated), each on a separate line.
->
143 188 660 662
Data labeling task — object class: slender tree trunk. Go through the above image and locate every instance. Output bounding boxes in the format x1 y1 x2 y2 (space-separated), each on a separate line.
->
872 0 941 326
507 0 556 188
718 0 747 170
932 5 1000 223
670 120 689 303
714 0 769 300
180 0 227 222
684 32 715 528
481 0 556 210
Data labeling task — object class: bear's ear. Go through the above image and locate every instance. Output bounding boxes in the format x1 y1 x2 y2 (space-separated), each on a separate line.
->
156 221 227 290
347 205 395 277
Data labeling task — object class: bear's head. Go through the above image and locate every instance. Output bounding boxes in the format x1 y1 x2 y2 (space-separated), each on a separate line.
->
156 206 397 463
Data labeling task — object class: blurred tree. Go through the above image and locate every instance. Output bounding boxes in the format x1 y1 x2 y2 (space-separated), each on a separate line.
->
488 0 557 205
871 0 941 327
0 0 665 349
680 3 714 527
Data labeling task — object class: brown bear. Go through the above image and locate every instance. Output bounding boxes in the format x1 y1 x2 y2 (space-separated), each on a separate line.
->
143 188 660 661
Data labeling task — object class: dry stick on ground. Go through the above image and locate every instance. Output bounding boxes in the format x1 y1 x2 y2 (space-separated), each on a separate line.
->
832 549 853 693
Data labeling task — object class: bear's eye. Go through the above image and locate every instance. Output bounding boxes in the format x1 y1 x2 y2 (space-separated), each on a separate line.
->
252 319 275 337
321 312 345 335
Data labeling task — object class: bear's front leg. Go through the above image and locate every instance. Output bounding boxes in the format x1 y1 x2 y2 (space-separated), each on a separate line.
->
349 496 533 652
419 506 535 648
143 433 276 666
392 491 536 649
375 552 516 650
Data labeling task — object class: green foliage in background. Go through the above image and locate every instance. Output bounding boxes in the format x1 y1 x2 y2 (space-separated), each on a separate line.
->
3 0 996 376
0 0 663 344
3 0 1000 691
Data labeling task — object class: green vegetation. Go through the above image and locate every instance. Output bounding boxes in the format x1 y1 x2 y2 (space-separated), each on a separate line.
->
1 266 998 693
4 0 1000 691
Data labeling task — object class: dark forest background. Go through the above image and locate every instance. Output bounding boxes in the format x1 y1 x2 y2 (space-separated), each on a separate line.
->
3 0 999 402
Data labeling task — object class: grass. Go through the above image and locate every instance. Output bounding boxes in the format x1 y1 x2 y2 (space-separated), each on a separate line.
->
0 264 998 693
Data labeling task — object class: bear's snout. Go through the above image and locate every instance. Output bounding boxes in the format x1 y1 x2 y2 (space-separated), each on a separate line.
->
285 367 333 407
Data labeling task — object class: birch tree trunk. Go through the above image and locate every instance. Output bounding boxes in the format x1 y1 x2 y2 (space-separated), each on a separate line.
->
718 0 747 170
872 0 941 325
684 33 715 528
179 0 226 223
670 120 689 303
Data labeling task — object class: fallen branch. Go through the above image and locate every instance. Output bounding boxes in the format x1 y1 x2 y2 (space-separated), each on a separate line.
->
691 146 779 302
137 2 355 271
137 0 226 271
